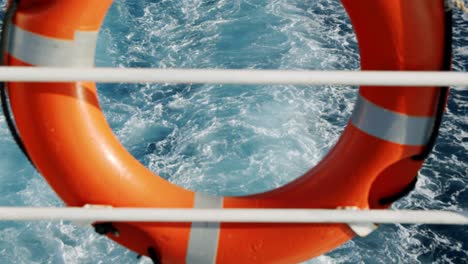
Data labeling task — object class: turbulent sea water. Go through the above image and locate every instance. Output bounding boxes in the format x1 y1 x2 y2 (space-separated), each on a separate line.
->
0 0 467 263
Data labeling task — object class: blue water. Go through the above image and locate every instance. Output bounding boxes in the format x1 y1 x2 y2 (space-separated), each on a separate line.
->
0 0 467 263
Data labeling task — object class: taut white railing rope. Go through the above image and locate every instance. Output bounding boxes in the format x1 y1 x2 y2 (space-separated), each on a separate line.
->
0 67 467 86
0 207 467 225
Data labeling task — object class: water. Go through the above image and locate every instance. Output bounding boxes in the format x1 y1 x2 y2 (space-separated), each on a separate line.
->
0 0 467 263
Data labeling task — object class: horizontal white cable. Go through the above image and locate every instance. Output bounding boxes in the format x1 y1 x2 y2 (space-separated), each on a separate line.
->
0 67 467 86
0 207 467 224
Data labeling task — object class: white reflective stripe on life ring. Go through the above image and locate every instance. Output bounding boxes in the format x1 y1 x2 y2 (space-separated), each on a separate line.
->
186 193 223 264
7 24 98 67
351 95 435 146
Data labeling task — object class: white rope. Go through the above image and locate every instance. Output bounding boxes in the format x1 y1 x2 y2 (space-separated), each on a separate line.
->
0 207 467 224
0 67 467 86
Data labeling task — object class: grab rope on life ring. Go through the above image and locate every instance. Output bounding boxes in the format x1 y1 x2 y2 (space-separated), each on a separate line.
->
2 0 451 263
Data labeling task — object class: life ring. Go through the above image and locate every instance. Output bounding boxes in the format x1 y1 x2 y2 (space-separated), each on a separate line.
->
4 0 450 263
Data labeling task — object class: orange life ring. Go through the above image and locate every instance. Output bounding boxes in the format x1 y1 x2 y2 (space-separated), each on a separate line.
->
5 0 449 263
